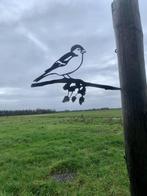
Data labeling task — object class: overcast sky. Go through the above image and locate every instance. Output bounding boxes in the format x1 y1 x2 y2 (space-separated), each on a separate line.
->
0 0 147 111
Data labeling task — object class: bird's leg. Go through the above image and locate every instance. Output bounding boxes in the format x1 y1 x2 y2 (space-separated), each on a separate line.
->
62 74 71 79
62 75 66 79
66 74 72 79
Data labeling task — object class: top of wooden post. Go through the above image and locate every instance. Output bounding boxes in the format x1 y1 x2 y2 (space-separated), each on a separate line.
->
112 0 142 32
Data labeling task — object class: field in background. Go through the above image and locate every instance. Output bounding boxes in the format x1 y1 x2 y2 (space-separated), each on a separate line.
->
0 110 129 196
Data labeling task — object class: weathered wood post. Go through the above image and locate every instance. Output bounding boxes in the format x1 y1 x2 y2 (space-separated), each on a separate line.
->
112 0 147 195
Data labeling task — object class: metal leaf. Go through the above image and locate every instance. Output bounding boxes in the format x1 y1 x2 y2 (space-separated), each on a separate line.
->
79 96 85 105
72 96 77 102
62 96 70 103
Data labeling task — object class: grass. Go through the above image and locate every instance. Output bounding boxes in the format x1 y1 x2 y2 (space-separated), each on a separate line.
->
0 109 130 196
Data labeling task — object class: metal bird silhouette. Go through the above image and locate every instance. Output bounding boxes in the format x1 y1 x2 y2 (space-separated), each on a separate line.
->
34 44 86 82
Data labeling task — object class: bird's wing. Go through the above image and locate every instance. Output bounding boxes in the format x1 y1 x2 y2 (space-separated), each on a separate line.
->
59 52 77 64
45 52 77 73
33 52 77 82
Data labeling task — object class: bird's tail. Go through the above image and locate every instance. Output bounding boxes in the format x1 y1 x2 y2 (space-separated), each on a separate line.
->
33 73 47 82
34 67 56 82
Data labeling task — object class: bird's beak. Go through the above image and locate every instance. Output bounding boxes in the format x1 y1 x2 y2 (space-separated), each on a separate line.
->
82 49 86 54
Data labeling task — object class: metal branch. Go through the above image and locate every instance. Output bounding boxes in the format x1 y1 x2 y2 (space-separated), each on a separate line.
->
31 78 121 90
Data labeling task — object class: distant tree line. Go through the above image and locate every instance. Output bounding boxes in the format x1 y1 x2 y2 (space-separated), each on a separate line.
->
0 109 56 116
0 107 121 117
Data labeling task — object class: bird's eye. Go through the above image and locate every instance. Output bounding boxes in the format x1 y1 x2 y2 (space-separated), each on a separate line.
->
77 48 80 50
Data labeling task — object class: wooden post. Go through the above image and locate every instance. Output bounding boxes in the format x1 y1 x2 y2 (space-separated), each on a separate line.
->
112 0 147 195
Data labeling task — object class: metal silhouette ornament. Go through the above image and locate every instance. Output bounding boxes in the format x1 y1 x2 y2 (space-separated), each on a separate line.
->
31 44 120 104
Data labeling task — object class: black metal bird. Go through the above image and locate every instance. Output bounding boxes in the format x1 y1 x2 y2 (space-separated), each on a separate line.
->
34 44 86 82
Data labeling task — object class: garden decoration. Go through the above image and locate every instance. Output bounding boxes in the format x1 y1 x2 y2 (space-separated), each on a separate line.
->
31 44 120 104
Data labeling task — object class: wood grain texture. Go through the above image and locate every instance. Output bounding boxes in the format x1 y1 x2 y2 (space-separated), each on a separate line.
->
112 0 147 195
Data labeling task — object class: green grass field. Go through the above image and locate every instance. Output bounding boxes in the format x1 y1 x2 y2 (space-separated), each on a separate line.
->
0 110 130 196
